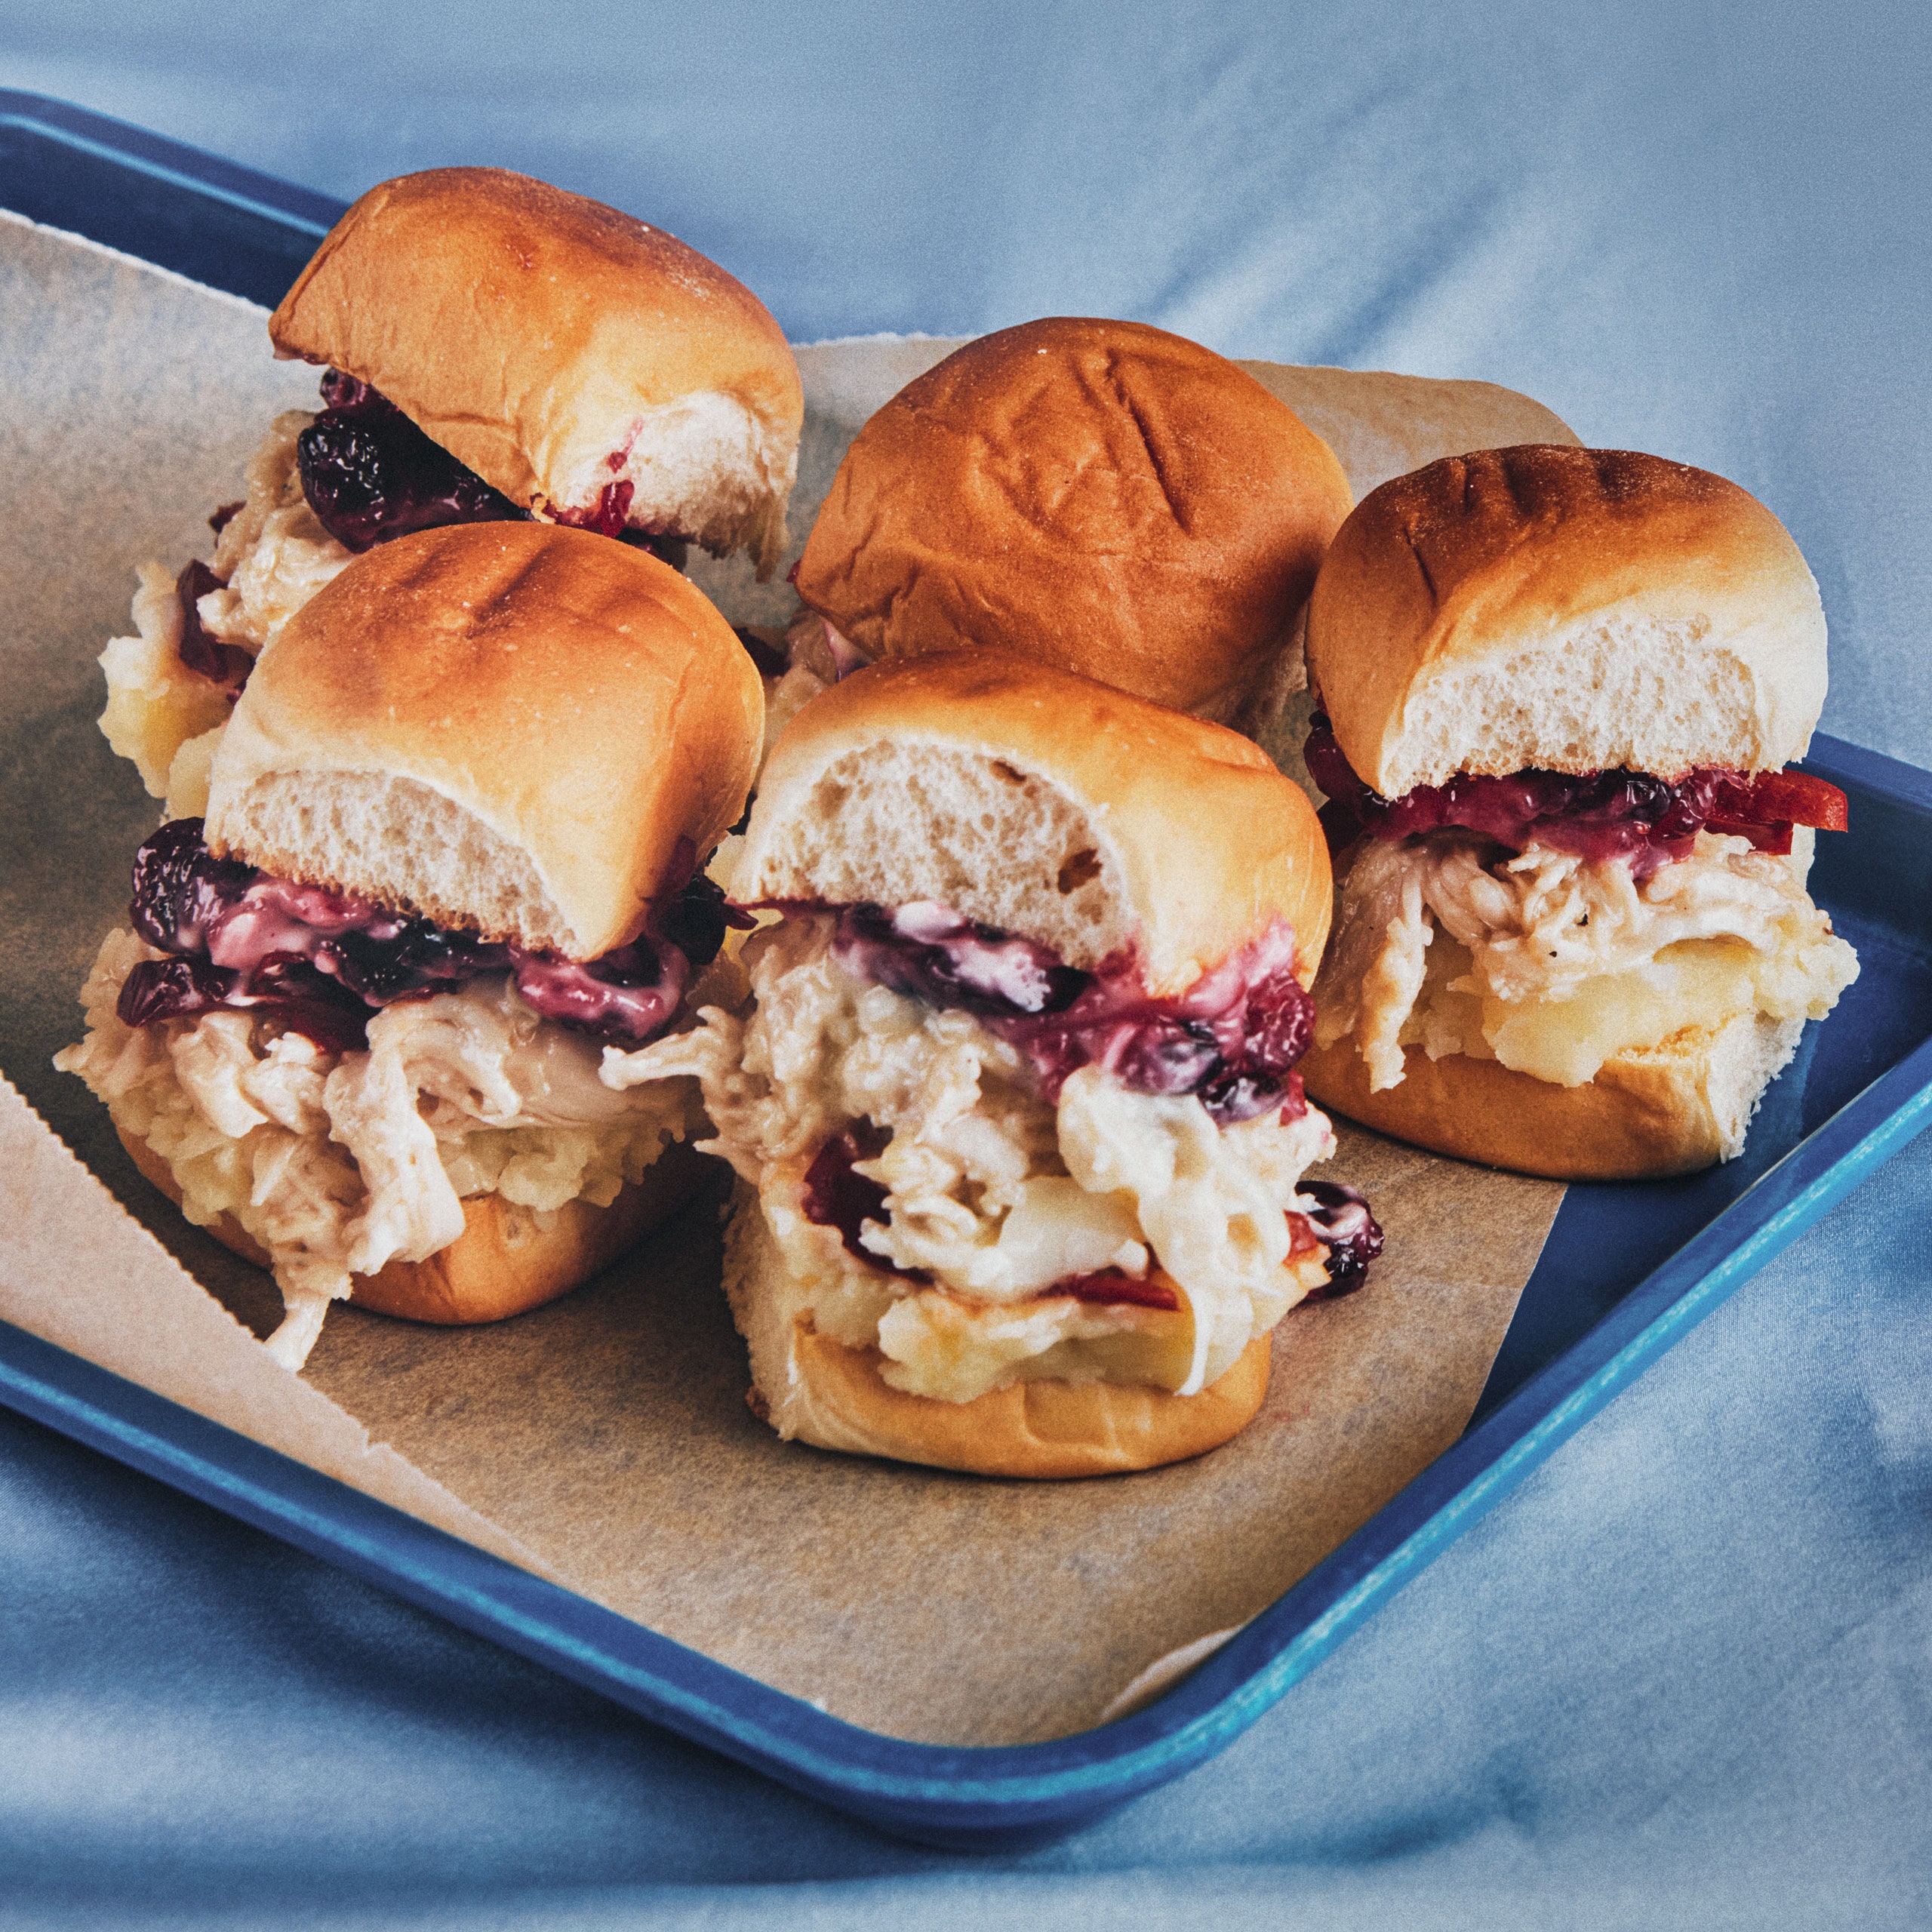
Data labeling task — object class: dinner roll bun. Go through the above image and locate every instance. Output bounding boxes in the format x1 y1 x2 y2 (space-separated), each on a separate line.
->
722 1179 1272 1478
1306 446 1828 798
117 1123 709 1326
270 167 802 574
740 649 1333 993
205 522 764 960
1299 1012 1806 1181
793 318 1354 721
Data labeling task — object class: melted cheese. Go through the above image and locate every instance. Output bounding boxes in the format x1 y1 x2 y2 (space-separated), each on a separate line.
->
97 561 232 799
1318 829 1859 1091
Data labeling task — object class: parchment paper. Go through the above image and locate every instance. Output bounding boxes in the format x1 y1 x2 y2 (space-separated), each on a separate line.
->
0 213 1574 1745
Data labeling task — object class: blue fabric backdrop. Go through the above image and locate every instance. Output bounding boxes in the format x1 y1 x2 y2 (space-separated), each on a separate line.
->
3 1 1929 1922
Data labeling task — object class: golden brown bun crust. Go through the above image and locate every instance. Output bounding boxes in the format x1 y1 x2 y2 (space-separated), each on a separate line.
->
1301 1034 1740 1180
1306 445 1828 795
118 1123 706 1324
790 1326 1272 1478
794 317 1354 717
743 649 1331 993
269 168 802 538
205 521 763 959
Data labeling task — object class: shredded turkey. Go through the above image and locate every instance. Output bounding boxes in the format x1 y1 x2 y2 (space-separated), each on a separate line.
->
605 915 1337 1400
97 412 352 812
57 931 699 1371
1315 829 1860 1091
200 411 355 652
755 609 873 765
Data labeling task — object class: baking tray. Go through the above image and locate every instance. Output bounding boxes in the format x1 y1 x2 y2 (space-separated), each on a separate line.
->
4 91 1930 1846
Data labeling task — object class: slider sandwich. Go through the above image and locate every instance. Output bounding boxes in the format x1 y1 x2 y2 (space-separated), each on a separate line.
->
1298 445 1859 1179
60 521 763 1369
763 317 1353 756
607 651 1382 1477
100 165 801 819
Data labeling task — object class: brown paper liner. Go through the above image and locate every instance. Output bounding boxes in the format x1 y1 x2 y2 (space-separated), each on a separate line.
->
0 211 1571 1743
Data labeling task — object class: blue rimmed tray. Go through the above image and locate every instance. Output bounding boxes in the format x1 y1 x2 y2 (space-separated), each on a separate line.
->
4 91 1929 1848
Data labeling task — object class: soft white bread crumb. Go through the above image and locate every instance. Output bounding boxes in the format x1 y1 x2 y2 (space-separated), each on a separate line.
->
566 389 795 579
745 741 1135 969
1695 1010 1807 1159
739 651 1334 994
214 770 567 946
1381 613 1810 795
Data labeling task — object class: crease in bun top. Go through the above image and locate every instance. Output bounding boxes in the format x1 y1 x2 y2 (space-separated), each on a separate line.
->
98 165 801 824
758 317 1353 764
608 649 1383 1478
1298 445 1859 1180
59 522 766 1372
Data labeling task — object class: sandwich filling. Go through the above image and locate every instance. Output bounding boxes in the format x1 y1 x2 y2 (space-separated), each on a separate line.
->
1303 715 1860 1091
604 906 1379 1404
753 606 873 764
99 374 695 814
57 822 731 1370
100 411 355 814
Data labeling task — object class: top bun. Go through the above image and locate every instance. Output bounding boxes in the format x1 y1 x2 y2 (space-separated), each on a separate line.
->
205 521 764 959
792 318 1354 720
740 649 1331 995
270 168 803 576
1306 445 1827 796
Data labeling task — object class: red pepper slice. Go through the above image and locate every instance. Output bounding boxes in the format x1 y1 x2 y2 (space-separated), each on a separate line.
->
1744 769 1849 832
1057 1269 1181 1312
1703 811 1795 855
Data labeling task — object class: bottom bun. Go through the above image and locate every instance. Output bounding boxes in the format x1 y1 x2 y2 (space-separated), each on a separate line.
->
1300 1009 1804 1180
116 1122 707 1324
781 1325 1273 1480
722 1186 1272 1478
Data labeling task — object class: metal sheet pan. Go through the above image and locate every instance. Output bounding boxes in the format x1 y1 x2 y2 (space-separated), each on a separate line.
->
4 90 1928 1846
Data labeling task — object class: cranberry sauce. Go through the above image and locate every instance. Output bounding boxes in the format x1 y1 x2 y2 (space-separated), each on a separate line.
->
117 951 368 1055
801 1124 930 1281
1294 1181 1384 1300
826 903 1313 1128
118 820 726 1051
295 371 526 552
794 910 1377 1301
168 501 257 700
836 901 1090 1018
1305 712 1848 880
174 560 252 697
177 377 692 689
551 479 635 540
